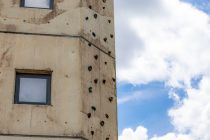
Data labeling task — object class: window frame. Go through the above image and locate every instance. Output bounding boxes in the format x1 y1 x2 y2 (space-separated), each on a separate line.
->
20 0 54 9
14 72 52 105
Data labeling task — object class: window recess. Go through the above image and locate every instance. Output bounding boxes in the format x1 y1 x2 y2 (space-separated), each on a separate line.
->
20 0 54 9
14 69 52 105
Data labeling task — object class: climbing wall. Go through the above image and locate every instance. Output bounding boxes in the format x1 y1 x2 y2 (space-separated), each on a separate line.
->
80 0 117 139
80 28 117 140
80 39 101 140
99 51 117 140
81 0 115 58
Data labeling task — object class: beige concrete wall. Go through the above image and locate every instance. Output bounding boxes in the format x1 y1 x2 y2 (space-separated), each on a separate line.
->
0 0 81 35
0 0 117 139
80 39 117 140
0 135 83 140
0 33 83 137
0 0 115 57
0 33 117 140
80 8 115 57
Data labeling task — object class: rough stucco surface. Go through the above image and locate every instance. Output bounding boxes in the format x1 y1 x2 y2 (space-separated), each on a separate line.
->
0 0 117 140
0 0 115 57
0 33 83 136
0 136 84 140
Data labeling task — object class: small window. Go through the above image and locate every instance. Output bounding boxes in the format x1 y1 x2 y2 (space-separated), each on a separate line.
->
14 71 51 105
20 0 54 9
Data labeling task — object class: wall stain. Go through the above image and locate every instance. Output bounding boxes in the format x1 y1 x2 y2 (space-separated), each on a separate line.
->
0 0 3 15
6 24 16 32
55 0 64 3
28 4 66 24
46 114 55 123
0 47 12 67
12 0 19 5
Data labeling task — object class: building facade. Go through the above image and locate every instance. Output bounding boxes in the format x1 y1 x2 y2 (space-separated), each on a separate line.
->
0 0 117 140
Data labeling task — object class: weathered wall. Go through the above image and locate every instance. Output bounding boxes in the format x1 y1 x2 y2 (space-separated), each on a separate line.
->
80 39 117 140
0 135 84 140
80 0 115 57
0 0 117 139
0 0 115 57
0 0 81 35
0 33 83 137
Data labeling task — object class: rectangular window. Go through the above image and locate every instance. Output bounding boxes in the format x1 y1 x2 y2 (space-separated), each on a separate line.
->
14 70 52 105
20 0 54 9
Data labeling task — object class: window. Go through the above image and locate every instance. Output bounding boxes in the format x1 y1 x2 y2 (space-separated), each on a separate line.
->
14 71 51 105
20 0 54 9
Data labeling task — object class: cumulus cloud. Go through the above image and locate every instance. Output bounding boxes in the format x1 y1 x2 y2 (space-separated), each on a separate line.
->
119 126 148 140
169 77 210 140
119 77 210 140
120 127 192 140
116 0 210 139
115 0 210 88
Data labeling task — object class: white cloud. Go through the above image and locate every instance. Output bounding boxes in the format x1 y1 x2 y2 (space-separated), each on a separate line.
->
119 77 210 140
169 77 210 140
116 0 210 139
119 126 148 140
119 126 193 140
115 0 210 88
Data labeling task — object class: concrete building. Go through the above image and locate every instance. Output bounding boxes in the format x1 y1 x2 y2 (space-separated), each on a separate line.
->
0 0 117 140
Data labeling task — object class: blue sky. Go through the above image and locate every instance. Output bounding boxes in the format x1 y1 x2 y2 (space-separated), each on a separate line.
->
116 0 210 139
118 82 174 136
182 0 210 14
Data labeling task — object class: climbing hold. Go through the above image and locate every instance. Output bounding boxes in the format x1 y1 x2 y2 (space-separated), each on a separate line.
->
104 37 107 42
91 106 96 111
105 114 109 119
94 14 98 19
108 97 113 102
88 43 92 47
91 131 94 135
100 121 105 126
94 79 98 84
92 32 96 37
94 55 98 60
88 66 92 71
89 87 93 93
87 113 91 118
